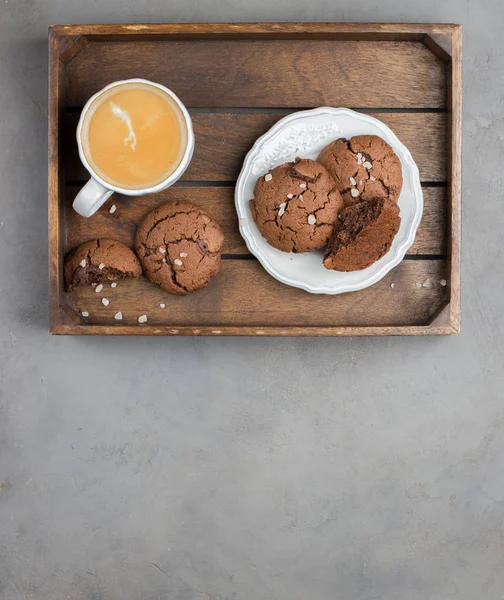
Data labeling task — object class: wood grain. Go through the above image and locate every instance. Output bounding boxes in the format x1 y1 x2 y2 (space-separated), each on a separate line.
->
50 322 458 336
448 25 462 332
66 259 448 328
50 23 462 38
65 40 447 109
64 186 447 256
63 111 447 183
48 31 70 333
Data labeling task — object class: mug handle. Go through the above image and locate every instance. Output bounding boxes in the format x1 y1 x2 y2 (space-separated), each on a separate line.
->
73 178 114 218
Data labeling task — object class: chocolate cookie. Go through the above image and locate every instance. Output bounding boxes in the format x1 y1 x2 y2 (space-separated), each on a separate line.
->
323 198 401 271
135 201 224 295
250 158 344 253
317 135 403 205
64 239 142 292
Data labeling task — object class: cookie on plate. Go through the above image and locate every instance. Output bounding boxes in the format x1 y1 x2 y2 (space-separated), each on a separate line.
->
317 135 403 205
135 201 224 295
64 238 142 292
323 197 401 271
250 158 344 253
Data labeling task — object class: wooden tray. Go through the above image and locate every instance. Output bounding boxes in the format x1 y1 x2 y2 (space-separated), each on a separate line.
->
48 23 461 336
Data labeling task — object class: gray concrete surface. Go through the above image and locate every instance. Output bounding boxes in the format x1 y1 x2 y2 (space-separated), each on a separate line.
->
1 1 503 599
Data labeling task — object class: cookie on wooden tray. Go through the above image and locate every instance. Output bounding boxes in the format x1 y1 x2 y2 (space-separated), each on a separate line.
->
64 238 142 292
135 201 224 295
323 197 401 272
250 158 344 253
317 135 403 205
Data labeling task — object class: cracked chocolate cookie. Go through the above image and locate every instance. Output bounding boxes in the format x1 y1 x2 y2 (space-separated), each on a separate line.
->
135 201 224 295
323 197 401 271
250 158 344 253
317 135 403 205
64 239 142 292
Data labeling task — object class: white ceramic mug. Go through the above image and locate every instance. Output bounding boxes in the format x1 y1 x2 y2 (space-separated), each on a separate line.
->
73 78 194 218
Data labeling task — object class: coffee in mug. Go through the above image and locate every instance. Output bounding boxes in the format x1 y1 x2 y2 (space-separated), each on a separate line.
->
74 79 194 218
81 81 187 190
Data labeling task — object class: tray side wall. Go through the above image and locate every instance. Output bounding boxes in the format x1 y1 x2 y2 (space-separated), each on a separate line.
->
448 26 462 333
48 31 65 333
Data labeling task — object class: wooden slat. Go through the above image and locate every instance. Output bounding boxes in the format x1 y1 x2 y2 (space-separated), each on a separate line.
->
64 186 447 256
63 187 244 255
65 40 447 108
66 259 448 328
63 111 447 183
413 188 447 255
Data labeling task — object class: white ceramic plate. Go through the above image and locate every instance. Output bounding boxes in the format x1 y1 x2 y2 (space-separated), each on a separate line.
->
235 107 423 294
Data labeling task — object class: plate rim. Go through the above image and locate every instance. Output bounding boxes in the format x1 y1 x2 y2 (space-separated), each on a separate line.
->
234 107 424 295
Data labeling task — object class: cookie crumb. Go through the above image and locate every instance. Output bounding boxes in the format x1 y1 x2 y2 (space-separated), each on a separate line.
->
370 175 376 181
98 263 105 270
95 284 103 293
440 279 447 287
349 177 356 186
350 188 360 198
264 173 273 181
299 183 307 189
102 297 109 306
180 252 188 258
138 314 148 324
81 311 89 317
174 259 183 266
160 303 166 309
111 282 117 288
390 283 395 289
287 193 294 199
422 278 432 288
307 214 317 225
79 259 87 268
363 161 373 169
114 312 122 320
278 202 286 217
109 204 117 214
159 247 166 254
